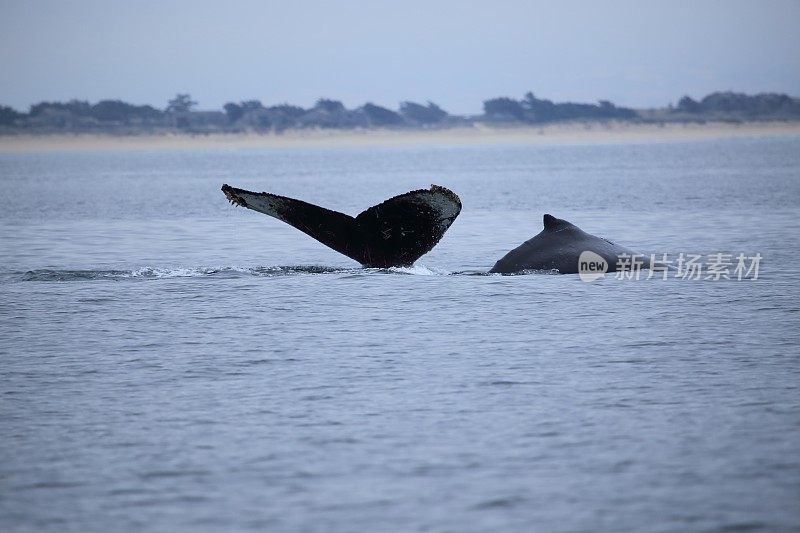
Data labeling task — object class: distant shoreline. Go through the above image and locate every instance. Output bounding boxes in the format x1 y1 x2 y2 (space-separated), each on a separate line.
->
1 121 799 152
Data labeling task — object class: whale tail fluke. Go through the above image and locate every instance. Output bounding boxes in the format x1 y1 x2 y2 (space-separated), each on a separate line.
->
221 184 461 268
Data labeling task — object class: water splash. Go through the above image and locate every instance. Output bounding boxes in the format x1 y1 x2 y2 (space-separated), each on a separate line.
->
387 264 452 276
14 264 574 282
19 265 350 282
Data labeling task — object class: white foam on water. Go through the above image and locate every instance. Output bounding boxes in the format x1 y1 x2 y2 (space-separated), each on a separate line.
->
387 264 451 276
130 266 211 278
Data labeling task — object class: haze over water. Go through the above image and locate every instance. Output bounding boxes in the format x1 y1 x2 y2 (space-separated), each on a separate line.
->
1 135 799 531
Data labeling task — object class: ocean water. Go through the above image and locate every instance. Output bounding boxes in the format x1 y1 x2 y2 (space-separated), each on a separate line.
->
1 136 799 532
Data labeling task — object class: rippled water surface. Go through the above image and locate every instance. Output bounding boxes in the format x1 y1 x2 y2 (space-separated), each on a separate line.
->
2 137 799 532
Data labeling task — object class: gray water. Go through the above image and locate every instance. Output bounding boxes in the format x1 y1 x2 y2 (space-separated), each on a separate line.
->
1 137 799 532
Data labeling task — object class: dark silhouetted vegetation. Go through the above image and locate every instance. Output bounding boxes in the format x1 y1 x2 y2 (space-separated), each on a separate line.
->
29 100 91 117
266 104 306 132
166 94 197 114
0 105 22 126
361 103 403 126
223 102 245 123
400 101 448 125
1 90 798 135
91 100 162 123
484 97 525 121
315 99 346 114
20 99 163 129
674 91 800 118
483 93 636 123
677 96 702 113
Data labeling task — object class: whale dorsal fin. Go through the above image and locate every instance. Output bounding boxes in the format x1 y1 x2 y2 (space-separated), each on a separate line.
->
543 213 574 231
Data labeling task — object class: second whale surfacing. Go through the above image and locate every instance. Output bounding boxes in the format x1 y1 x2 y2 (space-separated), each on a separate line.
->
490 214 651 274
222 184 461 268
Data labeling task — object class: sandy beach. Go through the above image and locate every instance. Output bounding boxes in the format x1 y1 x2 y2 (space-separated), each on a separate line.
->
1 121 799 152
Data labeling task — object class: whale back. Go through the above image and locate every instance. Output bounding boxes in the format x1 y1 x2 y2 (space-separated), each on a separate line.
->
490 214 641 274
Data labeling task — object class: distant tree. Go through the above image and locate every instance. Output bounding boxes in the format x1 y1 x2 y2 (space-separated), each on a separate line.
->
400 101 448 124
698 91 800 116
362 103 403 126
266 104 307 131
521 92 537 110
483 97 525 120
90 100 162 123
293 99 356 128
699 92 743 112
752 93 793 114
166 93 197 113
268 104 305 119
223 102 244 123
28 102 49 117
596 99 636 119
240 100 264 110
223 100 264 124
91 100 131 122
67 99 92 116
0 105 22 126
315 99 346 113
677 96 701 113
29 100 91 117
520 92 556 121
135 104 163 120
518 91 635 122
673 92 800 117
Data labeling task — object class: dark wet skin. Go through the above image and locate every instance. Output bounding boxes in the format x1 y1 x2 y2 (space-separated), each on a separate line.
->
490 214 646 274
222 184 462 268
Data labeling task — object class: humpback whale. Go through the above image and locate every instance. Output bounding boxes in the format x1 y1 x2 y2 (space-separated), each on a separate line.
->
221 184 461 268
222 185 652 274
490 214 650 274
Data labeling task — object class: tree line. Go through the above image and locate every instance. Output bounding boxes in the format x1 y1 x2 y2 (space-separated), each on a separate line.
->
675 92 800 116
1 91 798 133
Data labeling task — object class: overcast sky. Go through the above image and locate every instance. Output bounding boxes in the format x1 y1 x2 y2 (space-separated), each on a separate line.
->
1 0 798 114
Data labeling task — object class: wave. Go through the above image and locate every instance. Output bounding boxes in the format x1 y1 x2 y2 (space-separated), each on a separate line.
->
386 265 452 276
17 265 350 282
13 264 490 282
9 265 564 282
